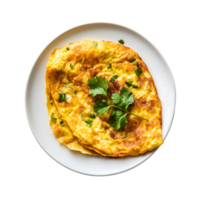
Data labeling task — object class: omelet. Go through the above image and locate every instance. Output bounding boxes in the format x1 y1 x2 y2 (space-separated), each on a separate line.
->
46 40 163 157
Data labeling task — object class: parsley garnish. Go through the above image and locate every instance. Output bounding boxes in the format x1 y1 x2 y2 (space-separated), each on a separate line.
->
89 114 96 118
64 84 67 87
93 42 98 47
51 102 53 106
85 119 92 127
111 87 134 110
58 93 65 102
74 90 77 94
70 63 73 69
94 100 112 117
108 64 112 69
118 39 125 45
60 121 64 126
130 59 136 63
125 81 132 87
53 118 57 122
132 84 138 88
135 67 143 77
66 47 70 51
125 80 138 88
51 113 54 117
88 76 108 97
88 76 147 130
109 110 127 130
110 75 119 83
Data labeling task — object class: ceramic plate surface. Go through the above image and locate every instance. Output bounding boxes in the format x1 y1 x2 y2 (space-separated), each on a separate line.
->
25 23 176 176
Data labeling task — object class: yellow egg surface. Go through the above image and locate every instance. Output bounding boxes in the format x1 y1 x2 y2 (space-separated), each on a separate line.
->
46 40 163 157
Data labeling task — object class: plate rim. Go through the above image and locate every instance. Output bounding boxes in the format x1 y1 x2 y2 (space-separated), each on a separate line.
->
25 22 176 176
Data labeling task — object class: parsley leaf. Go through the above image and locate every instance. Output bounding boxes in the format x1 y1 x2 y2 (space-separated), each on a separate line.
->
58 93 65 102
111 93 123 106
50 102 53 106
51 113 54 117
120 87 134 110
66 47 70 51
93 42 98 47
108 64 112 69
125 81 133 87
125 80 138 88
135 67 143 77
88 76 108 97
109 110 128 130
110 75 119 83
94 100 112 117
132 84 138 88
118 39 125 45
60 121 64 126
74 90 77 94
128 78 132 82
130 59 136 63
53 118 57 122
70 63 73 69
85 119 92 127
111 87 134 110
109 110 124 122
89 114 96 118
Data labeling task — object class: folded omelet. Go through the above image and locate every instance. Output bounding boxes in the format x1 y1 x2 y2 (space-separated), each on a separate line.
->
46 40 163 157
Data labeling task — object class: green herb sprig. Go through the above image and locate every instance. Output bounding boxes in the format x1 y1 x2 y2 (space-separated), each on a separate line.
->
118 39 125 45
135 67 143 77
93 42 98 47
88 76 147 130
125 79 138 88
110 75 119 83
108 64 112 69
89 114 96 119
70 63 73 69
58 93 65 102
130 59 136 63
53 118 57 122
60 121 64 126
85 119 92 127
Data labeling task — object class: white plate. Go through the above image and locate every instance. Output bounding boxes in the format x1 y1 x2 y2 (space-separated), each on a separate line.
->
25 23 176 176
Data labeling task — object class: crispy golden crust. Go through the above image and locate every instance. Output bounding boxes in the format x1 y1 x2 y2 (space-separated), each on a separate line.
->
46 40 163 157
